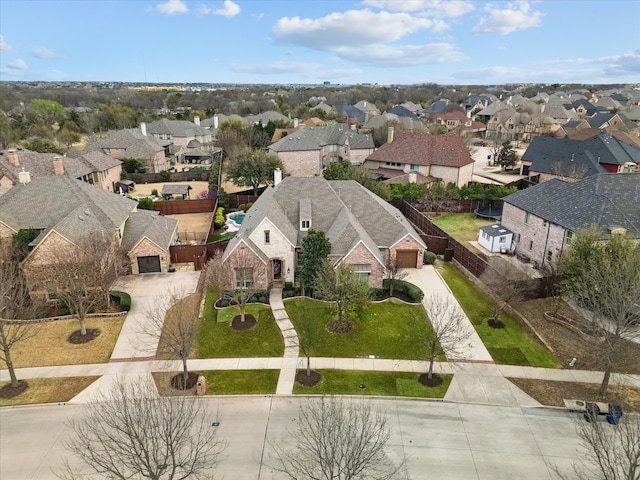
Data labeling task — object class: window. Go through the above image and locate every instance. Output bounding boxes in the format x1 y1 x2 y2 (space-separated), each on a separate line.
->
264 230 270 244
351 264 371 285
543 219 548 227
566 231 573 244
499 236 506 244
410 164 419 171
516 233 521 242
525 212 531 224
300 220 310 231
547 250 553 262
529 240 533 250
46 281 58 301
72 278 86 296
235 268 254 289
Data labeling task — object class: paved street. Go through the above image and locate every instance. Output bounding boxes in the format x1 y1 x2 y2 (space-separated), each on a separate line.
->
0 396 583 480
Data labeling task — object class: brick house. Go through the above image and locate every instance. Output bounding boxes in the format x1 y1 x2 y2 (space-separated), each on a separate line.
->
268 123 375 176
362 130 474 187
220 175 426 290
0 176 178 298
501 173 640 268
0 148 122 195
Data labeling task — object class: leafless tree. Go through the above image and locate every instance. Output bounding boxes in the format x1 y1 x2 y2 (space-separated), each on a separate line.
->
480 264 534 326
219 245 262 323
298 314 320 377
385 255 408 297
269 396 406 480
58 377 225 480
422 294 473 379
44 234 124 336
554 413 640 480
0 256 40 387
140 289 200 389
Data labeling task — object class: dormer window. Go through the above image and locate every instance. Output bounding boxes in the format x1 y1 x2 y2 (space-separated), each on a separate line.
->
301 220 310 231
299 198 311 232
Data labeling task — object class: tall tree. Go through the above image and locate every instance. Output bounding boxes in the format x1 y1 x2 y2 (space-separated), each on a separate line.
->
314 262 370 332
225 147 284 195
299 228 332 296
496 140 517 169
559 229 640 395
269 397 405 480
59 377 226 480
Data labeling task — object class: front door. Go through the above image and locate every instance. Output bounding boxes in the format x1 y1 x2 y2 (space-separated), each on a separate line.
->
272 259 283 286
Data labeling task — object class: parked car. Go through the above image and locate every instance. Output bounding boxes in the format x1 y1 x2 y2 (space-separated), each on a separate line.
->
472 140 487 147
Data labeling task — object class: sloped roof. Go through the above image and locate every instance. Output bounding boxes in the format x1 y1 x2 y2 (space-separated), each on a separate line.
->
0 176 137 246
335 105 366 121
84 129 165 158
223 177 425 264
121 211 177 253
366 131 473 168
268 123 374 153
161 184 192 195
503 173 640 237
386 105 418 119
146 118 209 137
422 99 450 114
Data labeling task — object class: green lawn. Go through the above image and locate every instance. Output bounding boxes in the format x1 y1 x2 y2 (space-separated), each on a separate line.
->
196 289 284 358
285 297 432 360
201 369 279 395
292 369 452 397
439 263 559 368
432 213 494 242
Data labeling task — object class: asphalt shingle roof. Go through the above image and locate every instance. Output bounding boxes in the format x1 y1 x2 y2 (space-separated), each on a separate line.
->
268 123 374 153
503 173 640 237
121 211 178 253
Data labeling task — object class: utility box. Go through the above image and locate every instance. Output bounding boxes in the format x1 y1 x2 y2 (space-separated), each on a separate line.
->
195 375 206 395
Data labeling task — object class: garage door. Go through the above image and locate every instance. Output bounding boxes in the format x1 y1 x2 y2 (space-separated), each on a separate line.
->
396 250 418 268
137 255 161 273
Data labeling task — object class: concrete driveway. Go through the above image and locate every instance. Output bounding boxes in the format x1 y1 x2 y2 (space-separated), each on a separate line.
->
0 397 582 480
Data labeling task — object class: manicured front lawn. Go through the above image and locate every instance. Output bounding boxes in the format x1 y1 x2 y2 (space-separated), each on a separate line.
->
0 377 99 407
293 369 452 398
201 369 279 395
196 289 284 358
9 317 125 367
432 213 494 242
439 263 559 368
284 298 431 360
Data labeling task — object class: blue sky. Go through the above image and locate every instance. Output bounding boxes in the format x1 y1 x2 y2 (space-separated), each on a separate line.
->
1 0 639 85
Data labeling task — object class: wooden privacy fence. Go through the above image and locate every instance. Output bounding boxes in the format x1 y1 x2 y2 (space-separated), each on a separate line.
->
153 198 216 215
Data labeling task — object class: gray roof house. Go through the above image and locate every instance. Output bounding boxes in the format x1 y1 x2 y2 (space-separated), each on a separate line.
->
501 173 640 267
268 123 375 176
0 176 178 296
221 176 427 290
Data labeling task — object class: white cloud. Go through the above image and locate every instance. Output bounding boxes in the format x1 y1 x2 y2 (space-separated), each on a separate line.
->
537 50 640 78
273 9 436 50
363 0 474 17
229 61 323 74
215 0 240 18
31 46 56 59
472 0 543 35
156 0 188 15
7 58 28 70
0 35 12 53
336 42 468 66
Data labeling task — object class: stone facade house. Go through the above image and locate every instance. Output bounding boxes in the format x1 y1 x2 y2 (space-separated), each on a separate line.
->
0 148 122 195
220 176 426 290
0 176 178 298
268 123 375 176
501 173 640 268
362 130 474 187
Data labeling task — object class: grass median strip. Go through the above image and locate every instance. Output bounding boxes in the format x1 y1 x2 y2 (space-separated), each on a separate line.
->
153 370 279 395
0 377 100 407
292 369 452 397
439 263 559 368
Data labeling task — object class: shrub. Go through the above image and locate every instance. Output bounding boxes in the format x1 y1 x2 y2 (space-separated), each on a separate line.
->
151 189 159 197
382 279 424 302
57 307 70 316
423 251 437 265
283 290 295 298
370 288 385 299
138 197 154 210
159 170 170 182
259 296 267 303
284 282 294 290
242 202 254 212
110 291 131 311
214 207 225 229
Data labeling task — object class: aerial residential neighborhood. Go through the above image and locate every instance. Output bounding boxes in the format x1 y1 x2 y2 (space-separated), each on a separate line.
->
1 0 640 478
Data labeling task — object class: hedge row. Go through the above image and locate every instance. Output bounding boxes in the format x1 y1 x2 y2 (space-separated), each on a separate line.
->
381 279 424 302
109 290 132 311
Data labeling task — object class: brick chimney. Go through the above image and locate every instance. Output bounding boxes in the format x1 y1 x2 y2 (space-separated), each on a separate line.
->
387 126 394 144
53 156 65 175
7 149 19 167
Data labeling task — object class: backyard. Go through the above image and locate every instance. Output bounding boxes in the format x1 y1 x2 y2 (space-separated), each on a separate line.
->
431 213 494 242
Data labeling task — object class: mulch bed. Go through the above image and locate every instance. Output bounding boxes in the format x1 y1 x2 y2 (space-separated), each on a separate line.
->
170 372 200 390
487 318 505 328
295 370 322 387
68 328 101 344
231 314 257 331
418 373 443 387
0 380 29 399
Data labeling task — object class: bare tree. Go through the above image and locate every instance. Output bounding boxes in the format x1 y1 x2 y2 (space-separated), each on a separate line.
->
298 315 320 378
269 396 405 480
0 256 40 387
141 289 200 389
58 377 225 480
385 255 407 297
480 264 534 327
314 262 370 332
219 246 262 323
554 413 640 480
422 293 472 379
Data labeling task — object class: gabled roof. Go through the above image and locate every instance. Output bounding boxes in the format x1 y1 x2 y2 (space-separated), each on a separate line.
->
161 184 192 195
84 129 165 158
223 177 425 264
247 111 290 124
334 105 366 121
0 176 137 246
422 99 450 114
353 100 380 114
146 118 209 137
366 131 473 168
503 173 640 237
386 105 418 119
268 123 374 153
121 211 178 253
523 134 640 178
